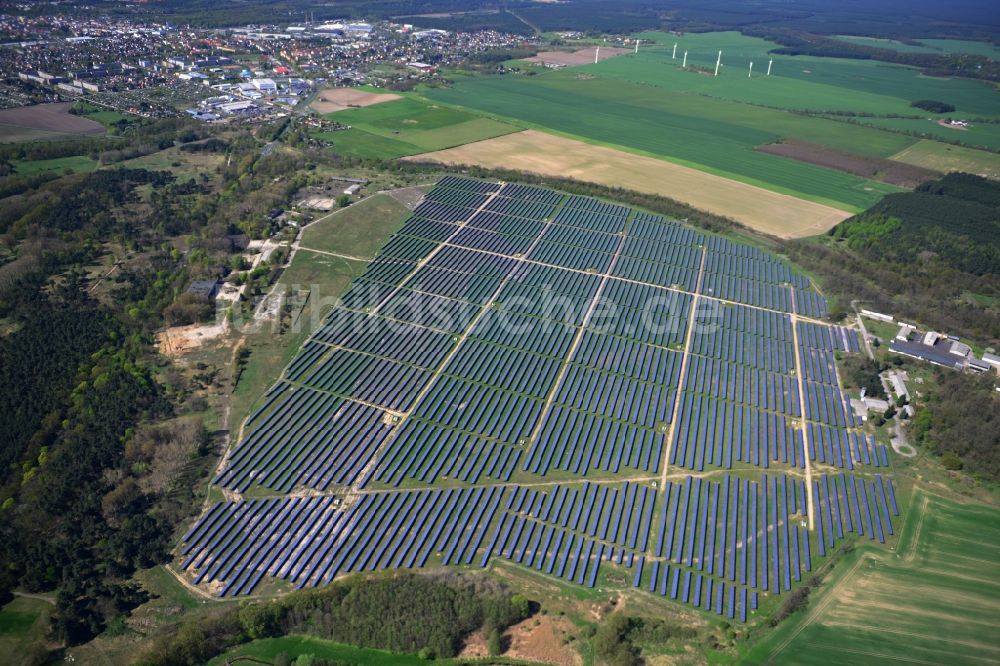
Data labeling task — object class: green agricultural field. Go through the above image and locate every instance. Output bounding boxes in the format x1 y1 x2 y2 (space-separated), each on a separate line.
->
747 490 1000 665
316 96 520 158
831 35 940 54
422 30 1000 208
891 139 1000 179
423 73 904 210
844 116 1000 151
12 155 98 175
623 32 1000 117
300 193 412 258
918 39 1000 59
832 35 1000 60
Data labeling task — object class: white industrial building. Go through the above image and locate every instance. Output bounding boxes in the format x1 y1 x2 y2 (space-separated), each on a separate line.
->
251 78 277 92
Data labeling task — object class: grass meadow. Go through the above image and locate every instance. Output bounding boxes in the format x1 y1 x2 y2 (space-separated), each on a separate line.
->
12 155 98 175
300 193 412 258
315 96 520 159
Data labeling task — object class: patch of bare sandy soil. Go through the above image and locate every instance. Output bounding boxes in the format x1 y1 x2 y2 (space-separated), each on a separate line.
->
310 88 401 114
508 614 583 666
156 320 229 357
459 614 581 665
0 102 105 134
527 47 631 66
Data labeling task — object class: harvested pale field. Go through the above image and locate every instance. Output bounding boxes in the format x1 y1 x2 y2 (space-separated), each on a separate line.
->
310 88 401 114
527 47 631 66
0 102 105 136
408 130 852 237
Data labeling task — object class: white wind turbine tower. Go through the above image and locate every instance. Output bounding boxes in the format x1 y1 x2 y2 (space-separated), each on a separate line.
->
749 61 753 77
714 50 722 76
634 40 639 54
682 50 688 68
767 58 773 76
672 43 677 59
595 46 601 64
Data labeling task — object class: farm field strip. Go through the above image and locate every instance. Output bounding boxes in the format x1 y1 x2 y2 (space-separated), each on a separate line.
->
183 177 902 623
421 76 906 211
407 131 855 238
752 490 1000 665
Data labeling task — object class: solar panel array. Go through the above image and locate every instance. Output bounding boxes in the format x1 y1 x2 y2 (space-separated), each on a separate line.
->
185 177 895 620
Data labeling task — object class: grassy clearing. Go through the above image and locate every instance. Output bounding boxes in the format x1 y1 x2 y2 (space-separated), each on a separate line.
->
115 147 224 181
423 73 904 210
891 139 1000 179
12 155 98 175
80 110 131 126
300 193 412 257
316 96 520 158
314 127 425 159
746 490 1000 665
0 596 52 660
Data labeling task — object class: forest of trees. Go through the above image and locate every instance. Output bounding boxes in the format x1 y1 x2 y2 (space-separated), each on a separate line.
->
0 115 316 648
909 370 1000 481
784 173 1000 347
140 574 532 666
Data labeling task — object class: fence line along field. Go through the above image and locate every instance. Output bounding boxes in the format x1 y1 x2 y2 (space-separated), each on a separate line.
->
405 130 852 237
176 175 906 633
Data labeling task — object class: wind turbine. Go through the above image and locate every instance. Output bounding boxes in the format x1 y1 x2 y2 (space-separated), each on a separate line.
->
714 50 722 76
767 58 773 76
595 46 600 64
682 50 688 68
672 43 677 59
749 61 753 77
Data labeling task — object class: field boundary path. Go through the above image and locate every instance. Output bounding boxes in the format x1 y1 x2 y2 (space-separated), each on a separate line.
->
659 246 708 492
789 286 817 530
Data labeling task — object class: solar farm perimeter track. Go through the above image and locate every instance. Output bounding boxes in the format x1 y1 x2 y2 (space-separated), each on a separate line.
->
179 177 901 624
